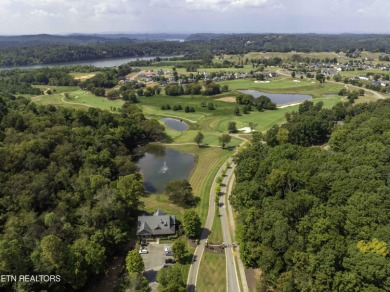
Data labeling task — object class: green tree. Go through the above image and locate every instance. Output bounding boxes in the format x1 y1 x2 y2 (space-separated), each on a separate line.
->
157 265 186 292
219 134 231 149
228 121 238 133
183 210 202 238
165 180 197 207
207 102 215 110
234 106 240 116
126 249 145 275
116 174 145 209
194 131 204 147
172 238 187 263
31 235 67 274
276 127 289 144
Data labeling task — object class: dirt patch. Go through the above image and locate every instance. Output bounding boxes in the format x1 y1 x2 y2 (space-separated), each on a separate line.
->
74 73 96 81
216 96 236 103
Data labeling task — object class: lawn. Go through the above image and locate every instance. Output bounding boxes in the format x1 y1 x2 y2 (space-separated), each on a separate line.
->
337 69 388 78
32 85 81 93
32 90 124 111
141 193 186 222
219 78 345 98
208 206 223 244
66 90 124 111
197 252 226 292
209 96 342 133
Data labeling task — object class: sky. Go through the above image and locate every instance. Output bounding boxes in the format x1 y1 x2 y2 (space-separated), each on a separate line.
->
0 0 389 35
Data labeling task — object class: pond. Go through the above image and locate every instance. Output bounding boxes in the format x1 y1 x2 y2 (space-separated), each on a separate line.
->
161 118 189 131
238 90 312 105
137 148 195 193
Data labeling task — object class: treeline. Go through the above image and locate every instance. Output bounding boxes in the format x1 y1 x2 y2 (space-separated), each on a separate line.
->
0 96 166 291
0 66 105 96
0 41 186 67
1 34 390 67
186 33 390 53
232 100 390 291
236 93 276 111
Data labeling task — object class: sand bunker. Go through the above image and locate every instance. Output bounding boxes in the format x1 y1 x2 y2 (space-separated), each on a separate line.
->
238 127 254 133
217 96 236 103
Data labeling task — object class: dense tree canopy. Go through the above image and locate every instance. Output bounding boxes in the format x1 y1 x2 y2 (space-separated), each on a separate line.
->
232 99 390 291
0 96 165 291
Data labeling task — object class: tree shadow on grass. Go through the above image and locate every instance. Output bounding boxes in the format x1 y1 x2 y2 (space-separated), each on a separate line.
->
200 227 210 240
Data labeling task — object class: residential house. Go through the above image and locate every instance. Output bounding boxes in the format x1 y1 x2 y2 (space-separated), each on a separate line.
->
137 209 176 238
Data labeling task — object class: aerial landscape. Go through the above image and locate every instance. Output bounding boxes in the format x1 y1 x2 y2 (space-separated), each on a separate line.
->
0 1 389 292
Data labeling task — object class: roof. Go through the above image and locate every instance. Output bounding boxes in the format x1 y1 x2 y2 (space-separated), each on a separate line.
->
137 210 176 236
154 209 165 216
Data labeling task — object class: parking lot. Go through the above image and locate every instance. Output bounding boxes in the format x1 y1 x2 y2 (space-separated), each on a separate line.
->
141 242 173 291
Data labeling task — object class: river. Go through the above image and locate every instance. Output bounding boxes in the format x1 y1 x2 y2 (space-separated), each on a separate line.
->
0 55 183 71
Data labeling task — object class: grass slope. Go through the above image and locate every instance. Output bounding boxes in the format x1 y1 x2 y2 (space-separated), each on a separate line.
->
197 252 226 292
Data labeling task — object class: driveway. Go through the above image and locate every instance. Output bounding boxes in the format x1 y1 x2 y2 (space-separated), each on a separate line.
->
142 242 173 291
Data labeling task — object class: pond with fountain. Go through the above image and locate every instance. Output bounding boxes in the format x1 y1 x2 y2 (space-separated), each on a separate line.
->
136 147 195 193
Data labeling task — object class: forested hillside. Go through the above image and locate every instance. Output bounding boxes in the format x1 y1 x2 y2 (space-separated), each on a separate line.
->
232 100 390 291
0 33 389 67
0 96 165 291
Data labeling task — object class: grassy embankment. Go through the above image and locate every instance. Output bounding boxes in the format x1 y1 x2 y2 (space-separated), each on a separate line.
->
197 252 226 292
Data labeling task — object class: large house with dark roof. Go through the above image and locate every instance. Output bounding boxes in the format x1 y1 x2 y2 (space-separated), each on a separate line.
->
137 209 176 238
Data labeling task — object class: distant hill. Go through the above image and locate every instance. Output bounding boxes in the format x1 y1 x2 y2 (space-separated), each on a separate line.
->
0 33 189 47
186 33 390 52
93 33 189 41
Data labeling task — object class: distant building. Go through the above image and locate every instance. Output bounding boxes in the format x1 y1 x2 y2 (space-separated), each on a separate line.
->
137 209 176 238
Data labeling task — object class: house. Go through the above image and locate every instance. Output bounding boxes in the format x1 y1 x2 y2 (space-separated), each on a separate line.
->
137 209 176 238
321 68 337 76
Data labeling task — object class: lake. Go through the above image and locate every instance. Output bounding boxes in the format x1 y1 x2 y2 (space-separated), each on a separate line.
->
161 118 189 131
137 148 195 193
0 55 183 70
238 90 312 105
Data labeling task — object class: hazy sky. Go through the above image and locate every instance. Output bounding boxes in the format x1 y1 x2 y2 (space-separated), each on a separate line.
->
0 0 389 35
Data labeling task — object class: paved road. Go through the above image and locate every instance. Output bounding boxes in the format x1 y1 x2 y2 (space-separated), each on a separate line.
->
225 172 249 292
186 159 231 292
218 162 241 292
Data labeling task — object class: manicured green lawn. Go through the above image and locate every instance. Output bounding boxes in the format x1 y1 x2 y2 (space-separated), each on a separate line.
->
66 90 124 110
197 252 226 292
208 206 223 244
219 78 345 98
142 193 185 221
33 85 81 92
